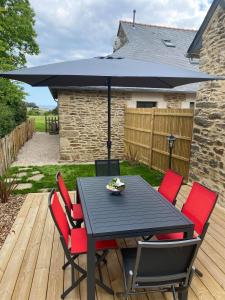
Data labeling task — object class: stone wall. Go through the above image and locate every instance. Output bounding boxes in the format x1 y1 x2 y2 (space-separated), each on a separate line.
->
58 90 129 162
163 93 186 108
189 5 225 207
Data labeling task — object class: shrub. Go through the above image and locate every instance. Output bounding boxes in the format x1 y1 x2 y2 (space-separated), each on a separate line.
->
0 173 18 203
0 104 16 138
27 108 41 116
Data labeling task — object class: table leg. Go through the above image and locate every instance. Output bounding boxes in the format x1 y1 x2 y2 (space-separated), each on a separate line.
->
184 226 194 239
87 236 95 300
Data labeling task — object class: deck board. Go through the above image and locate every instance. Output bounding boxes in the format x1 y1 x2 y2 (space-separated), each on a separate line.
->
0 186 225 299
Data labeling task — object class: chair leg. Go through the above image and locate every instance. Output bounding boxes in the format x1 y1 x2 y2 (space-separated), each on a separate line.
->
96 252 107 264
62 249 112 298
61 273 86 299
172 285 177 300
178 288 188 300
96 278 114 295
62 254 78 270
195 268 203 277
142 235 153 241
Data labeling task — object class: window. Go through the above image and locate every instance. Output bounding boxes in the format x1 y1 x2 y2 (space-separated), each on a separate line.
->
189 57 199 65
137 101 157 108
162 39 176 47
190 102 195 109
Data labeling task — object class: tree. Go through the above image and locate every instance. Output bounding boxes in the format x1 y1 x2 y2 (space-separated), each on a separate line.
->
25 101 39 108
0 0 39 136
0 104 15 138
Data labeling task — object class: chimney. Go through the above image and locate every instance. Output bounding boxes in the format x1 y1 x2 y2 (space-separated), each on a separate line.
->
132 9 136 28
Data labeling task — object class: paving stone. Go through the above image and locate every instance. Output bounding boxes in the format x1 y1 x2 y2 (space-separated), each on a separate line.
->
39 188 50 193
16 183 32 190
16 172 27 178
31 171 41 175
18 167 31 172
5 178 18 183
29 174 44 181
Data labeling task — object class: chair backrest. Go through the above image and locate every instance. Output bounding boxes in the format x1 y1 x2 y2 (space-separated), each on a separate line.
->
95 159 120 176
158 169 183 204
132 238 201 289
48 189 70 247
182 182 218 237
56 172 72 211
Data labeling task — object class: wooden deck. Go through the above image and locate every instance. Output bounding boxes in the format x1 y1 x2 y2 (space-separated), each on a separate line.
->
0 185 225 300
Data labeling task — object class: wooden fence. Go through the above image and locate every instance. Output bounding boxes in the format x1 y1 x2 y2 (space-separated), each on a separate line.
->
45 115 59 134
124 108 194 180
0 118 35 176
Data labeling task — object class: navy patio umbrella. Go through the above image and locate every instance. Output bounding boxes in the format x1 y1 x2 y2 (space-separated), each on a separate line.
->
0 56 221 159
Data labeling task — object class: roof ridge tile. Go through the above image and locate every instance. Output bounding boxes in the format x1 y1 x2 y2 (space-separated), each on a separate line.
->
120 20 197 32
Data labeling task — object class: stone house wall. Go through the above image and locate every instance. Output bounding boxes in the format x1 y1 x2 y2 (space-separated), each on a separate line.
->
189 5 225 207
163 93 187 108
58 90 192 164
58 90 129 162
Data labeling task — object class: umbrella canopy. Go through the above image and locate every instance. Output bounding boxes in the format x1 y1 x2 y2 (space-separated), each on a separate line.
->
0 56 221 87
0 56 222 159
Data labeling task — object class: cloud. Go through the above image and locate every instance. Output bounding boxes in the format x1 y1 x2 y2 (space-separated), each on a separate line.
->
24 0 212 106
28 0 212 67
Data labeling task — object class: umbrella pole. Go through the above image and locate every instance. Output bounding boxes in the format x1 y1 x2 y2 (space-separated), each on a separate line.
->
107 78 112 160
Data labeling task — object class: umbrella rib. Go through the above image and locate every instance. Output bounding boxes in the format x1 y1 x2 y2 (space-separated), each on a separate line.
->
156 77 174 88
32 75 58 86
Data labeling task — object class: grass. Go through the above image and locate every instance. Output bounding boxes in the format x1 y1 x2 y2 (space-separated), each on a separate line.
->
8 161 163 194
29 115 57 132
29 115 46 132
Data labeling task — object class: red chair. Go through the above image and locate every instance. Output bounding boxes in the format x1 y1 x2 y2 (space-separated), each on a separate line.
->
158 169 183 205
56 172 83 228
157 182 218 241
49 189 118 298
157 182 218 277
142 169 183 241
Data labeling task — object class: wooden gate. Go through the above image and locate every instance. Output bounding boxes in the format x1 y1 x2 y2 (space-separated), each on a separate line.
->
45 116 59 134
124 108 194 180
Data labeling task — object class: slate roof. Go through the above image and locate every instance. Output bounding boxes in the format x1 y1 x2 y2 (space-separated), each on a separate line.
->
112 21 199 93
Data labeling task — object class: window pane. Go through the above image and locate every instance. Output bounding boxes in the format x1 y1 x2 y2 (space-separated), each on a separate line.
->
190 102 195 109
137 101 157 108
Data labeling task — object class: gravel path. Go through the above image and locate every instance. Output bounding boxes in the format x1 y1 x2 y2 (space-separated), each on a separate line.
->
12 132 60 166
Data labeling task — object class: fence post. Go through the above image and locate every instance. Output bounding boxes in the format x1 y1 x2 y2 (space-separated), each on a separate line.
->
45 115 47 132
148 108 155 169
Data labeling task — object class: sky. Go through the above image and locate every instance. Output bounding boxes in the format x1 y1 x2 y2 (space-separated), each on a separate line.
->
23 0 213 107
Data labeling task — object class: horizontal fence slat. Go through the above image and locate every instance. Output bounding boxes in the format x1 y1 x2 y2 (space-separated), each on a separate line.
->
124 108 193 180
152 148 189 162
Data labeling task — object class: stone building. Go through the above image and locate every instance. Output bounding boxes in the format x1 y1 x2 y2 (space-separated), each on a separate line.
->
187 0 225 207
52 22 198 163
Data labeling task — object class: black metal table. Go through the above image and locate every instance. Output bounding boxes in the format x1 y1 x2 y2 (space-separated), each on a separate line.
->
77 175 194 300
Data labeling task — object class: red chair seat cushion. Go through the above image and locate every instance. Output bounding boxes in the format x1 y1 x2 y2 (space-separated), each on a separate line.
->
157 231 198 240
72 203 84 221
71 228 118 254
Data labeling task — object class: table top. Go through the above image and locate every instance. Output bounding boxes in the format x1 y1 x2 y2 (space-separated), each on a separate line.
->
77 175 194 239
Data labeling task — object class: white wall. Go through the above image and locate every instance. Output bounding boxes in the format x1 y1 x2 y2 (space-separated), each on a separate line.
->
181 94 196 108
127 92 167 108
126 92 196 108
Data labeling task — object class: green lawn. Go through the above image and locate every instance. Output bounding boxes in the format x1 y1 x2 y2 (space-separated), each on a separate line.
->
9 161 163 194
29 115 46 132
29 115 57 132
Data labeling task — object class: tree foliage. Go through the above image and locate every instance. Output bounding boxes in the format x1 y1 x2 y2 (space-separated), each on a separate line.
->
0 0 39 137
25 101 39 108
